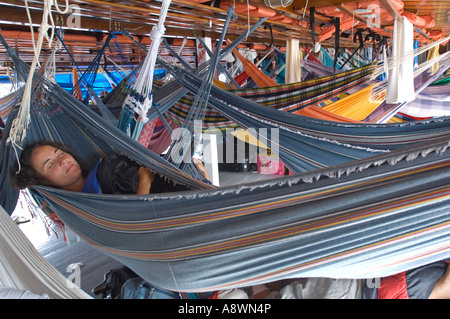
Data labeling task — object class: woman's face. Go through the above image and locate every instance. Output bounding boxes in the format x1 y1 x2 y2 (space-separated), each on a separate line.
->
30 145 85 191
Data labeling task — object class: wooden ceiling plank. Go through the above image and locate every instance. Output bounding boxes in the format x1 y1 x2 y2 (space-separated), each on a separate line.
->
337 3 368 25
379 0 403 21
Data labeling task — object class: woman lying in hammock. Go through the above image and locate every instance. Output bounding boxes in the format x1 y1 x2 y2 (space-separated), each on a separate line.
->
12 140 190 195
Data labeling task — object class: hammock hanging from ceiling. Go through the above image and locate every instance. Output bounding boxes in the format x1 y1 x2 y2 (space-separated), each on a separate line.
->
1 32 450 293
221 50 377 123
164 38 442 127
110 50 450 175
98 30 449 173
365 34 450 123
320 84 384 121
113 14 269 140
110 27 373 135
364 54 450 123
223 52 366 125
109 24 374 132
220 45 372 123
36 137 450 294
300 39 450 123
230 43 279 88
161 57 450 170
161 63 376 131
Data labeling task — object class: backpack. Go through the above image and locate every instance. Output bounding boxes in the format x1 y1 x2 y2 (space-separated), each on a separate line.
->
92 266 139 299
93 266 180 299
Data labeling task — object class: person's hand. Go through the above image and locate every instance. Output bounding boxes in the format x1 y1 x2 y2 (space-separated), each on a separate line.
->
136 166 155 194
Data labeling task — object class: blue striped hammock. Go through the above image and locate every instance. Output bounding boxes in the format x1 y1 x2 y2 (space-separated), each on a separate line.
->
107 62 376 132
2 45 450 293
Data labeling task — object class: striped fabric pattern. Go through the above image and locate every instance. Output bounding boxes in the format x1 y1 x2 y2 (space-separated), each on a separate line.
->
165 64 376 130
174 66 450 173
36 138 450 292
2 41 450 293
0 89 22 122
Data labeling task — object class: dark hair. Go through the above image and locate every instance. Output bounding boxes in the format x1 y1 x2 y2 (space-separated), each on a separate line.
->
11 140 87 189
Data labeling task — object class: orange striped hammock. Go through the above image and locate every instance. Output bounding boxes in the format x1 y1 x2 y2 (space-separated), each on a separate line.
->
231 44 279 88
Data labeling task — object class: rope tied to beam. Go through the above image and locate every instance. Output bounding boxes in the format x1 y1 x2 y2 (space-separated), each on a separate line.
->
8 0 70 147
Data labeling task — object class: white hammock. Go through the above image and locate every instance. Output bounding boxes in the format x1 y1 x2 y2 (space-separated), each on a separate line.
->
0 204 91 299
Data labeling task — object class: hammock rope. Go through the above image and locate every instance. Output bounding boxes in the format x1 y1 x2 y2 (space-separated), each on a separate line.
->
121 0 172 125
163 6 235 179
371 35 450 102
9 0 70 147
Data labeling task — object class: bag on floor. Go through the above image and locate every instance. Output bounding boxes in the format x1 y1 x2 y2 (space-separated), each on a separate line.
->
93 266 139 299
120 277 180 299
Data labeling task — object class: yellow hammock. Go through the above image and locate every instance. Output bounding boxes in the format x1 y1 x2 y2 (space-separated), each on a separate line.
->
321 84 384 121
387 116 406 123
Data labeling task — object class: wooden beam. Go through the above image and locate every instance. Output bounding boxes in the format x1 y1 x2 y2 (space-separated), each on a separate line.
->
337 3 368 25
0 4 152 34
337 3 393 36
379 0 431 41
379 0 402 21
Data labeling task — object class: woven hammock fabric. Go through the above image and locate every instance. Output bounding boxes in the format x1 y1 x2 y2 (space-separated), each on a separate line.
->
400 84 450 118
401 96 450 118
165 62 450 172
321 84 383 121
2 39 450 293
35 138 450 292
0 90 20 122
164 64 376 130
231 45 278 88
364 54 450 123
106 62 376 133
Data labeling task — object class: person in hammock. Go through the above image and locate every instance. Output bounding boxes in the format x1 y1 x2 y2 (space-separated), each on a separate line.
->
12 140 190 195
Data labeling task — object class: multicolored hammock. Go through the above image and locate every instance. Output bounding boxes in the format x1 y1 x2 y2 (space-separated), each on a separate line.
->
165 64 376 130
36 136 450 292
0 91 19 122
161 58 450 173
1 36 450 293
102 36 376 132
